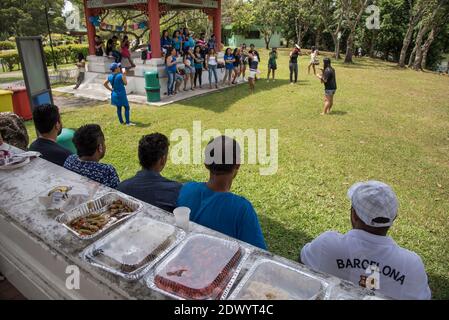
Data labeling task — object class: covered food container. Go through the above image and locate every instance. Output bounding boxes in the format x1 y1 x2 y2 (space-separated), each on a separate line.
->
228 258 329 300
82 215 185 281
56 192 142 240
147 233 249 300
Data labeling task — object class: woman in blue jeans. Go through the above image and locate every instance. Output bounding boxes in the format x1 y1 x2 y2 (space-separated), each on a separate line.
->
165 47 178 96
103 62 135 126
206 48 219 89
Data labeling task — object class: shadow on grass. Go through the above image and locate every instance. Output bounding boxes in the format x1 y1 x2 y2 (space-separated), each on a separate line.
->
258 213 314 260
176 79 292 113
329 110 348 116
132 121 152 128
428 273 449 300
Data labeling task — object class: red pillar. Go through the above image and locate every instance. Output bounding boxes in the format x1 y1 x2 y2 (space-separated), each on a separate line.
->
149 0 161 58
83 0 96 56
213 0 222 52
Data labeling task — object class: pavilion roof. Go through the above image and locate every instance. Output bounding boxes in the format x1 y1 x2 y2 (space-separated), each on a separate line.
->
86 0 218 9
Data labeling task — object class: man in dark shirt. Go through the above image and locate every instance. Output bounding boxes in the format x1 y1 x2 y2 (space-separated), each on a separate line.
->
117 133 181 212
316 58 337 115
29 104 72 166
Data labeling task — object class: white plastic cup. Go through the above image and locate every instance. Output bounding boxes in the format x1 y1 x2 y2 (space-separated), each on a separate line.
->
173 207 191 231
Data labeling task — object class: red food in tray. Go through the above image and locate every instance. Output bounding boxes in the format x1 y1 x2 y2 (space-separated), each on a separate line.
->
154 235 242 299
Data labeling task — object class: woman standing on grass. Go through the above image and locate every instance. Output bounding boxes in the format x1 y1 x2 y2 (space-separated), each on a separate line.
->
240 43 249 81
289 45 301 84
232 47 241 84
267 47 278 82
223 48 235 86
316 58 337 115
193 46 204 89
308 46 319 75
247 52 258 94
165 48 178 96
183 47 195 91
73 53 86 90
206 48 219 89
103 62 135 126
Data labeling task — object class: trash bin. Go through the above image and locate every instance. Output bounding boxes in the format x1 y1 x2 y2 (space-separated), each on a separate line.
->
10 87 32 120
144 71 161 102
0 89 13 113
56 128 77 154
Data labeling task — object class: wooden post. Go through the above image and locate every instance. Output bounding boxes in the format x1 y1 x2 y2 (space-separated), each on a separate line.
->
83 0 96 56
213 0 221 52
149 0 161 58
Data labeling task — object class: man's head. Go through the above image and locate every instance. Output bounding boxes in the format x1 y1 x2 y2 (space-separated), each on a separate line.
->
112 35 118 41
138 133 169 172
32 104 63 138
250 44 255 50
323 57 332 69
204 136 241 178
73 124 106 161
347 181 399 236
110 62 121 73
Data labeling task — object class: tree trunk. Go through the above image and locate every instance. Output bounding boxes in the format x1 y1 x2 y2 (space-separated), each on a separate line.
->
315 27 322 49
408 40 417 67
344 33 354 63
369 30 377 58
399 4 426 67
419 28 437 70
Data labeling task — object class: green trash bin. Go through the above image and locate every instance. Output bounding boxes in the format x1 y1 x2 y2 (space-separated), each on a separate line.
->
56 128 77 154
144 71 161 102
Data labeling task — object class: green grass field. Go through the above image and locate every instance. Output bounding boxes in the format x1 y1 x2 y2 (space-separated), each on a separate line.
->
25 49 449 299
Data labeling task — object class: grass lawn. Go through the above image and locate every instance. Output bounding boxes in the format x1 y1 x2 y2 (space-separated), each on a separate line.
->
25 49 449 299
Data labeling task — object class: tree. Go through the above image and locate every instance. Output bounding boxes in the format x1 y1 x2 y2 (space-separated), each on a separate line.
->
398 0 426 67
341 0 369 63
253 0 281 49
0 0 66 40
317 0 345 59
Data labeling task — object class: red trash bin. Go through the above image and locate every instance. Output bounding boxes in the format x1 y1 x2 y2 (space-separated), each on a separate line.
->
9 87 32 121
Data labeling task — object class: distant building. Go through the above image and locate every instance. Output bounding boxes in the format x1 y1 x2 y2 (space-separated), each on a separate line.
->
223 26 283 48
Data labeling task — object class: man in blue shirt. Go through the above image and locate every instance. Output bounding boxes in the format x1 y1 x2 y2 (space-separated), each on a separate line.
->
177 136 267 250
64 124 120 188
117 133 181 212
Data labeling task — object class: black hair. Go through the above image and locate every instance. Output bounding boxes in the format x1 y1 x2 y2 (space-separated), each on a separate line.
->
173 30 180 38
138 133 169 169
250 43 255 47
77 52 85 62
112 35 118 40
123 35 128 41
32 104 60 134
233 47 239 56
225 47 232 55
311 46 316 52
73 124 104 157
323 58 332 70
162 30 169 37
204 136 241 175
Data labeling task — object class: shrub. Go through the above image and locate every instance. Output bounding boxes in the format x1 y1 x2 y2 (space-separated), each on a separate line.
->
0 41 16 51
0 44 89 71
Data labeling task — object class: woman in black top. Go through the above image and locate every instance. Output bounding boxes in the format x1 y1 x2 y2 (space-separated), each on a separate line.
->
289 45 301 84
232 47 241 84
316 58 337 115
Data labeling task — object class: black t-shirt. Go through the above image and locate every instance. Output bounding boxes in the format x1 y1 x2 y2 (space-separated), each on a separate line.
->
322 67 337 90
290 52 299 64
29 138 73 167
233 55 241 67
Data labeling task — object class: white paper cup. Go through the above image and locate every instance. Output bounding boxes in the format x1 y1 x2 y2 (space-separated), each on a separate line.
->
173 207 191 231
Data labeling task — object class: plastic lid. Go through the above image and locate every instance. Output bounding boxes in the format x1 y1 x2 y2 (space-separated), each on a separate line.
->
93 216 176 273
155 234 241 299
234 260 325 300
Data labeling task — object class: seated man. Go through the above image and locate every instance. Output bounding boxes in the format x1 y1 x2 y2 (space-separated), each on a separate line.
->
29 104 72 166
177 136 267 250
64 124 120 188
117 133 181 212
300 181 431 300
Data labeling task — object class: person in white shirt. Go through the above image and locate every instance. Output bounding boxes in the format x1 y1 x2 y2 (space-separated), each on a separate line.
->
300 181 431 300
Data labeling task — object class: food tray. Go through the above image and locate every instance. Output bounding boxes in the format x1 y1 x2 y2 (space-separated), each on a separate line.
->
228 258 329 300
81 215 185 281
56 192 143 240
146 234 250 300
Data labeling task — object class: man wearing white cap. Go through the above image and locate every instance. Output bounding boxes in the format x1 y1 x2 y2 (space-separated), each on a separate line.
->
300 181 431 300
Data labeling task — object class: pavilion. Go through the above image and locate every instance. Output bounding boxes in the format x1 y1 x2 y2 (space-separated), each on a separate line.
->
82 0 222 59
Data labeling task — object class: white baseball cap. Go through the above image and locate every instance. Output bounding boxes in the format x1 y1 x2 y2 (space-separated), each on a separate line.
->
347 181 398 227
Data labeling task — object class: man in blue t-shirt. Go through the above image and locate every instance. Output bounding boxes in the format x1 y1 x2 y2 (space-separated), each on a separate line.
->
177 136 267 249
